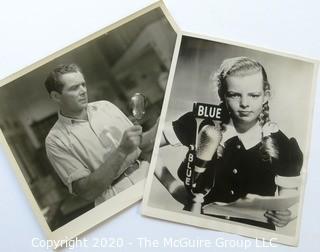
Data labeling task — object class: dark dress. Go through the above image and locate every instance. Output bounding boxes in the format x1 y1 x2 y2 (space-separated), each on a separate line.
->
171 112 303 229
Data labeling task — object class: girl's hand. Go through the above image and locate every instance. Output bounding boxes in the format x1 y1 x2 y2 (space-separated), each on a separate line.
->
264 209 294 227
154 160 190 206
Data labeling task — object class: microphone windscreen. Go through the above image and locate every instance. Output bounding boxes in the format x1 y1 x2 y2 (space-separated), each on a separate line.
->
196 125 222 161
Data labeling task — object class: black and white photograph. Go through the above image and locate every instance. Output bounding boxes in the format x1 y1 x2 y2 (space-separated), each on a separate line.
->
0 3 176 242
142 35 317 246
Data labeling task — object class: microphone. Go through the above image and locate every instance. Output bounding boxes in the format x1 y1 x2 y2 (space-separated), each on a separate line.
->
196 124 222 163
184 102 224 213
192 123 222 193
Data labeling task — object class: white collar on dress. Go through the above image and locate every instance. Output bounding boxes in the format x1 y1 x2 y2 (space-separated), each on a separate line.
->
221 120 279 150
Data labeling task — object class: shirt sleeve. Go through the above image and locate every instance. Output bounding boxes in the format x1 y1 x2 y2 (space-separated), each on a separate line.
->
163 122 182 146
273 131 303 188
45 138 91 194
170 112 197 146
102 100 133 127
98 100 141 176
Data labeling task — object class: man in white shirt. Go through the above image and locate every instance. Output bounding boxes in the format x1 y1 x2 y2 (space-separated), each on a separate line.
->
45 63 156 205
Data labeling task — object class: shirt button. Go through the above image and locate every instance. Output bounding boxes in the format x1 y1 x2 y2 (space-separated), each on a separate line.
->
230 190 235 195
236 145 241 149
233 169 238 174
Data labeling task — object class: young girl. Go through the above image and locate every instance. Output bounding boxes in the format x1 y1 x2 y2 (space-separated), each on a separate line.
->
156 57 303 229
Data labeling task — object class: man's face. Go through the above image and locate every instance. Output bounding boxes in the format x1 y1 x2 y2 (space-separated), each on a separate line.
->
224 71 268 127
58 71 88 114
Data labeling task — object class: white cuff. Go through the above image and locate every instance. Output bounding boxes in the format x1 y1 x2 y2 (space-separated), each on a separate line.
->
163 123 182 146
275 175 301 189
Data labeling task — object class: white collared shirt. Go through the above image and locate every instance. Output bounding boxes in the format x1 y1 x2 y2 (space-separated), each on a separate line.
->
45 100 146 205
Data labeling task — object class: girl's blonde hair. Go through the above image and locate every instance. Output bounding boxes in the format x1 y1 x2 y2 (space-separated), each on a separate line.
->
213 57 278 160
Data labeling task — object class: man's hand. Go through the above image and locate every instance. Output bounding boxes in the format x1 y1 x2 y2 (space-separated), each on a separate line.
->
264 209 294 227
118 125 142 155
73 125 142 201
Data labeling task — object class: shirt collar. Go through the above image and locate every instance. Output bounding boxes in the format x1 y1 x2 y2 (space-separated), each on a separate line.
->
221 121 262 150
58 108 89 126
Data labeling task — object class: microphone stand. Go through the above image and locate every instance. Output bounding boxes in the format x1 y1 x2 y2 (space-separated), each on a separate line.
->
184 103 222 214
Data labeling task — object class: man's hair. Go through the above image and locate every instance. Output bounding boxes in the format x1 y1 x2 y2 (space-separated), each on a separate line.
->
44 63 82 94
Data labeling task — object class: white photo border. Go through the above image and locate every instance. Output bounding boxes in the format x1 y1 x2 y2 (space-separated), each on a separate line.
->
0 1 179 246
141 31 319 247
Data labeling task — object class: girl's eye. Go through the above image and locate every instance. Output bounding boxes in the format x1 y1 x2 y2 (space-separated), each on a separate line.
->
227 93 240 98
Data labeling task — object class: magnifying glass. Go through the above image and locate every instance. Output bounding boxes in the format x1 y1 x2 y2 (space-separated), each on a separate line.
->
130 93 146 124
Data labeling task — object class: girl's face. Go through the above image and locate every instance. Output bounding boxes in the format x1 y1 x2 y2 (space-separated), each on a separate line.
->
224 71 269 128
